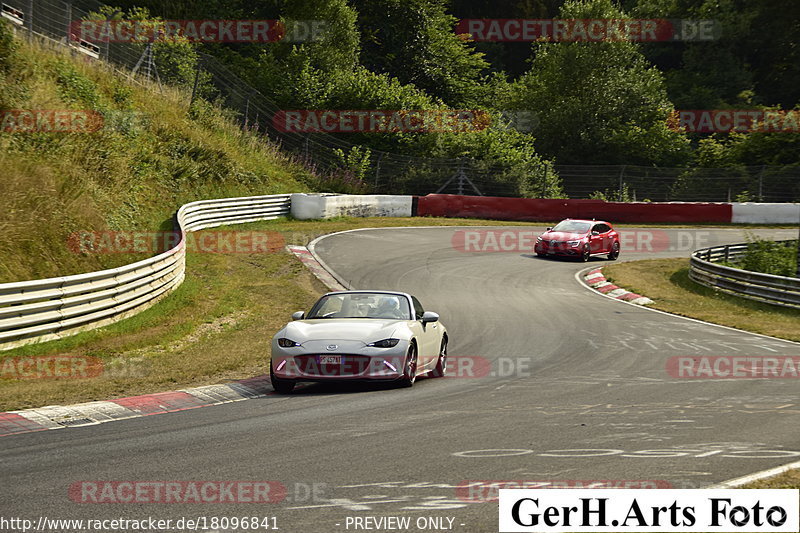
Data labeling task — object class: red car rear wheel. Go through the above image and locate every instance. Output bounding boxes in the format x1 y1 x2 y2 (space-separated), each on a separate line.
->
608 241 620 260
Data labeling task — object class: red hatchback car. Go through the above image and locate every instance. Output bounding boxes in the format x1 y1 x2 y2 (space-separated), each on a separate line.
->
534 219 620 261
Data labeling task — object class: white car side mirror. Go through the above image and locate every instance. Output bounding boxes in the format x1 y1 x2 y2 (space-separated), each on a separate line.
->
421 311 439 324
291 311 305 321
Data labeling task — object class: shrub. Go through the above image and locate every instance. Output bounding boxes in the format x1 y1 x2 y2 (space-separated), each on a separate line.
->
737 235 798 277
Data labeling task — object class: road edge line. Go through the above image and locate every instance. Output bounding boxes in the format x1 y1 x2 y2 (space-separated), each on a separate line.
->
707 460 800 488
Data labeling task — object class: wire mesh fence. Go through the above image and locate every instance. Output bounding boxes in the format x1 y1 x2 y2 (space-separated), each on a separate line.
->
4 0 800 201
553 165 800 203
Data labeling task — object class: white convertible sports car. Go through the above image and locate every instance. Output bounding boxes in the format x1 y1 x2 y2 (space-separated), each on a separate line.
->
270 290 448 393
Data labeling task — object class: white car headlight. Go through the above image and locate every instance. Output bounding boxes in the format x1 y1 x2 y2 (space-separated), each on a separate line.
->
277 338 300 347
367 338 400 348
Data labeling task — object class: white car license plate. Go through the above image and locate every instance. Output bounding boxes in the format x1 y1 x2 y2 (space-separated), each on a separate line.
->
319 355 342 364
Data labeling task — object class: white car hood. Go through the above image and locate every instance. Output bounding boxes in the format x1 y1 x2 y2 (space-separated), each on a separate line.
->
284 319 404 343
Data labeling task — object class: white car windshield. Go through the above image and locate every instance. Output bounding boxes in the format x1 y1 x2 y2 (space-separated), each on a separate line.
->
307 293 412 320
551 220 591 233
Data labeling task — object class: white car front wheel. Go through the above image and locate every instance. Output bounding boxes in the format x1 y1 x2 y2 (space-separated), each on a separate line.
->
398 344 418 388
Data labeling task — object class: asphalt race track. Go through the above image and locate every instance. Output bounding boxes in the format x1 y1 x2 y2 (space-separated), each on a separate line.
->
2 226 799 532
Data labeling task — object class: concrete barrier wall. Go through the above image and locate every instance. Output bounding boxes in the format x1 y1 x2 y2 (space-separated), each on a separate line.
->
291 193 413 220
416 194 734 223
293 194 798 224
732 203 800 224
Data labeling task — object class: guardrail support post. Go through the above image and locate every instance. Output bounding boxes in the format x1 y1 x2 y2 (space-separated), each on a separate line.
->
541 166 548 199
65 1 72 41
796 211 800 278
26 0 33 41
189 58 201 107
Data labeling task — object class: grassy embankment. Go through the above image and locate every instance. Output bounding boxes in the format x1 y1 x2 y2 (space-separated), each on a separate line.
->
603 259 800 342
0 21 312 283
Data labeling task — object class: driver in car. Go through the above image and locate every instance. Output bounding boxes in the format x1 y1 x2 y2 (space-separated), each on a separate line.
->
374 296 403 319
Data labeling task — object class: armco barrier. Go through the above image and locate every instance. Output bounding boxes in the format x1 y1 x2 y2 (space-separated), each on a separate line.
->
689 241 800 309
416 194 733 223
0 194 291 351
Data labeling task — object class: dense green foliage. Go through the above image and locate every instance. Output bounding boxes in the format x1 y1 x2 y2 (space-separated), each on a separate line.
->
507 0 689 166
5 0 797 198
737 236 798 278
102 0 797 195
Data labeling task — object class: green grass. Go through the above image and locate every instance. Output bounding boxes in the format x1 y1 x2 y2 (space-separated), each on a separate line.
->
0 23 312 283
604 259 800 342
744 469 800 489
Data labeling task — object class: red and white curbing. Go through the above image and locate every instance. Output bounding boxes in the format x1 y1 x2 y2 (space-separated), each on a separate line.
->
584 268 653 305
288 245 347 291
0 376 273 438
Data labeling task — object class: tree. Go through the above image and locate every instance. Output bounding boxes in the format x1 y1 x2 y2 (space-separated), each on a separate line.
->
86 6 204 89
350 0 490 107
449 0 563 78
631 0 757 110
512 0 690 165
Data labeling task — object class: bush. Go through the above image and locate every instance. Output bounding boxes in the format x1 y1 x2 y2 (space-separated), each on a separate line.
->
0 20 17 72
53 61 100 108
737 235 798 277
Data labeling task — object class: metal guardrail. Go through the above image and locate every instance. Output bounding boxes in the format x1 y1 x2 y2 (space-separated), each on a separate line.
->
0 194 292 351
689 241 800 309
